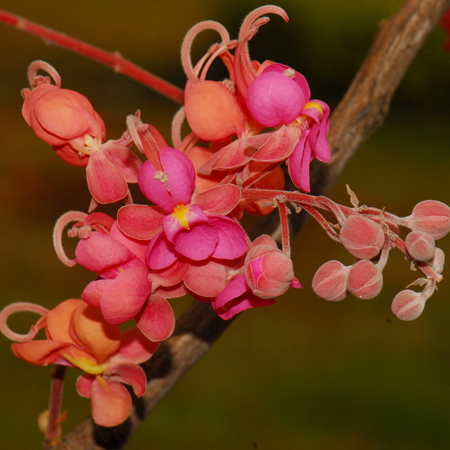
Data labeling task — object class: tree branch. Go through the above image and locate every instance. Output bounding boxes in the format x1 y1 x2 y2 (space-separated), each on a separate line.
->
39 0 450 448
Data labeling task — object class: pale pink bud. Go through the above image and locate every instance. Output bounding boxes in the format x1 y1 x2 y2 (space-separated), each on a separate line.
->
340 215 384 260
312 260 349 301
429 247 445 273
347 260 383 299
405 231 435 261
405 200 450 239
391 290 424 321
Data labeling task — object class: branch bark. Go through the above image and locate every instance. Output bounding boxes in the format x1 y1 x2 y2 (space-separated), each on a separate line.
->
41 0 450 448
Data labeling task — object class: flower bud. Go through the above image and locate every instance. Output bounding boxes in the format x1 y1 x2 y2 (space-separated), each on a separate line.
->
347 260 383 299
391 290 424 321
405 200 450 239
22 85 106 166
185 80 246 141
312 260 348 301
340 215 384 260
405 231 435 261
245 239 296 299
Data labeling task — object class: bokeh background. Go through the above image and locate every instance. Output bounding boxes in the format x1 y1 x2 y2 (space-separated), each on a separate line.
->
1 0 450 449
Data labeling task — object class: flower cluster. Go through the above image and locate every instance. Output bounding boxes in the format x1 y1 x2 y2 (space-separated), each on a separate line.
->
1 5 449 438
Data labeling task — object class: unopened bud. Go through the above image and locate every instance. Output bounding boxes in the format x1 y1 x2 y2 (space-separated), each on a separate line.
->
405 200 450 239
391 290 424 321
312 260 349 301
347 260 383 299
405 231 435 261
340 215 384 260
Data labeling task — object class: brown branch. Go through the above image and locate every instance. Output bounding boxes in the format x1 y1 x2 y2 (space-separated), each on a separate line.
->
43 0 450 448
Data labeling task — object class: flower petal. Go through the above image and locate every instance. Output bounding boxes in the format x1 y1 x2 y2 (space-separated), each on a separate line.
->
99 267 152 325
86 150 128 204
174 224 218 261
135 295 175 342
209 216 248 260
69 303 121 363
117 204 164 241
114 326 160 364
90 377 132 427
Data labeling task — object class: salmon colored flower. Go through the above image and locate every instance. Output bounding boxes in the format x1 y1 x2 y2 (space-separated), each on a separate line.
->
22 61 142 209
9 300 159 427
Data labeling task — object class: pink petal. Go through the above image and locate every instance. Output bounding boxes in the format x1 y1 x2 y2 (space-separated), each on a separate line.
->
76 373 95 398
174 224 218 261
184 260 228 298
155 283 188 299
90 377 132 427
81 279 109 308
211 139 255 171
101 139 142 183
86 151 128 204
117 204 164 241
100 267 151 325
114 326 160 364
110 221 149 264
209 216 248 260
138 160 174 212
160 147 196 205
146 232 178 270
75 232 143 279
150 259 190 287
212 275 275 320
251 125 300 162
105 362 147 397
135 295 175 341
246 71 306 127
192 184 241 216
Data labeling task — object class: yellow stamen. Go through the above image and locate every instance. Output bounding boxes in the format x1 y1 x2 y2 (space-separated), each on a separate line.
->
304 101 324 118
172 204 190 230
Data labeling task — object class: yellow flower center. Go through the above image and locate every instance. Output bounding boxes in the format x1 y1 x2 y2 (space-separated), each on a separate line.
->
63 352 107 375
304 101 324 118
172 204 190 230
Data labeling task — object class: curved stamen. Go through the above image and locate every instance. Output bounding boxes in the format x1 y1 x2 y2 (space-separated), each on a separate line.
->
53 211 88 267
27 60 62 88
171 106 186 149
0 302 48 342
235 6 289 98
181 20 231 84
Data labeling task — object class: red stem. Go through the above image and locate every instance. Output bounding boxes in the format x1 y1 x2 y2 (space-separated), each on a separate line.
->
277 201 291 256
0 10 184 105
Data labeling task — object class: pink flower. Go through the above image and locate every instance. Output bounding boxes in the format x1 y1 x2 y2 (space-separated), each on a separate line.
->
75 222 175 342
119 147 248 269
11 300 159 427
246 63 330 192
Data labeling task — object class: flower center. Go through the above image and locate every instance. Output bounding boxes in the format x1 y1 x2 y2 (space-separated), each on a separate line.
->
63 352 107 375
172 204 190 230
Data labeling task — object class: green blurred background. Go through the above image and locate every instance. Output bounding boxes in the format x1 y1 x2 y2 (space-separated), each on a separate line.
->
1 0 450 449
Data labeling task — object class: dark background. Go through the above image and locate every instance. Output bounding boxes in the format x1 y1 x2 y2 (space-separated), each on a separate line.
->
1 1 450 449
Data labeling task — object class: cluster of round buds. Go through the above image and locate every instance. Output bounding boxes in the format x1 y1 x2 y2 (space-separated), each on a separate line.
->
312 199 450 321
